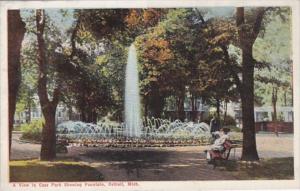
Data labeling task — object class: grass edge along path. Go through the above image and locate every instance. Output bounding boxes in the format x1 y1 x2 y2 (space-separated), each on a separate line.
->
9 157 294 181
218 157 294 180
10 160 104 182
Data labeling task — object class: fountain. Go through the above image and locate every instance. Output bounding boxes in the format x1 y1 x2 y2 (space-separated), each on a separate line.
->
124 44 141 137
56 118 212 147
56 43 215 147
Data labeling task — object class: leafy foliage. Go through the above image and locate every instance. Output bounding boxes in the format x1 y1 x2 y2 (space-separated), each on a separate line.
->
20 119 44 142
17 7 292 124
253 9 292 107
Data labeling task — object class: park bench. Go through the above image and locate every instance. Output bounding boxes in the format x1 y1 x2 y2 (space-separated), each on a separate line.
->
56 139 69 153
207 140 239 168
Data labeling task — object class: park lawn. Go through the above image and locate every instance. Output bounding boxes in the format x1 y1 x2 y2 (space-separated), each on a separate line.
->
221 157 294 180
10 157 293 181
10 160 104 182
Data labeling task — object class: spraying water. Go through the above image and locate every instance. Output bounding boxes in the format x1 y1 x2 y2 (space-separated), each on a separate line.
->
124 44 141 137
56 44 212 141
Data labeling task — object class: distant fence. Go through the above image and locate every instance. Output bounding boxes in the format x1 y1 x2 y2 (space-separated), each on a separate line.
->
255 122 293 133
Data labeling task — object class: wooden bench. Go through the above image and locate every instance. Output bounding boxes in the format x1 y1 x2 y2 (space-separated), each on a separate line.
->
56 139 69 153
207 140 236 168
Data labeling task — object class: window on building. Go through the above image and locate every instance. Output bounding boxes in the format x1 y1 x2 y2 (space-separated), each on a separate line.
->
256 112 269 122
288 111 293 122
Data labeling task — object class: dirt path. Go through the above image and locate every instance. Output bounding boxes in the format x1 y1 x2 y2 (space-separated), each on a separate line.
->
60 146 236 180
10 132 41 160
10 132 294 180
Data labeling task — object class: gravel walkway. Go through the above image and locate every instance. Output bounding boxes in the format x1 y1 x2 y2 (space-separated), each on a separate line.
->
10 132 41 160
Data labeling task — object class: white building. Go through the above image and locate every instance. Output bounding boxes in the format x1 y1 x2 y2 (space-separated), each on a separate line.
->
254 106 293 122
229 103 293 123
14 104 78 126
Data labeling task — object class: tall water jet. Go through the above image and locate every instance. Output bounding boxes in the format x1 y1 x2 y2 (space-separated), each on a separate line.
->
124 44 141 137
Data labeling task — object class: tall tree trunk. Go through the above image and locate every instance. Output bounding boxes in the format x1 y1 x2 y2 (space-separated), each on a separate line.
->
148 87 164 118
92 110 97 123
26 101 31 123
40 107 57 160
36 9 60 160
223 100 228 125
240 44 259 160
68 105 73 120
236 7 266 161
283 91 287 106
26 93 32 123
191 94 197 122
81 109 86 122
87 109 92 123
216 98 220 120
8 10 26 157
177 91 185 121
82 105 97 123
272 87 278 136
152 95 164 118
272 87 278 121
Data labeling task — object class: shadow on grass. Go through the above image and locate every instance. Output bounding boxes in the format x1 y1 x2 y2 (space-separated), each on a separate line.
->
10 160 104 182
82 149 170 178
217 157 294 180
83 149 170 163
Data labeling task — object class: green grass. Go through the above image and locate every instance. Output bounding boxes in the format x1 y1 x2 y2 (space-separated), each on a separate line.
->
13 125 22 131
10 157 293 181
219 157 294 180
10 160 104 182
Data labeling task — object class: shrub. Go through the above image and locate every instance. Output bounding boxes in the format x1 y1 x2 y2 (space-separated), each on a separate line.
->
224 125 242 132
203 114 236 125
202 114 238 133
202 113 214 124
223 115 236 126
20 119 44 142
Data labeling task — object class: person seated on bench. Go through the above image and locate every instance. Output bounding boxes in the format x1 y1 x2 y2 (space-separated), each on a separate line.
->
205 127 231 161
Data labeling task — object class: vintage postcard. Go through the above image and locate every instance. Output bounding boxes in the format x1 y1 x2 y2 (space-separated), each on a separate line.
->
0 0 299 190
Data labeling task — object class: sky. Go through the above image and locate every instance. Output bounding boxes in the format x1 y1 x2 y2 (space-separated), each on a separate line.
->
200 7 235 19
20 7 235 33
21 9 75 34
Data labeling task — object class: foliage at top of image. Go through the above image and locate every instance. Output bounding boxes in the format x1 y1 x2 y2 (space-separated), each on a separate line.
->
18 7 292 123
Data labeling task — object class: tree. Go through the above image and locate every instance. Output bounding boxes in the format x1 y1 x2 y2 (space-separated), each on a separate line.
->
197 17 238 121
18 39 40 124
235 7 270 160
233 7 292 160
8 10 26 157
136 9 239 122
36 9 62 160
137 9 220 120
256 75 290 120
136 9 192 120
75 9 168 120
137 34 175 118
61 15 119 123
94 41 128 121
253 9 292 119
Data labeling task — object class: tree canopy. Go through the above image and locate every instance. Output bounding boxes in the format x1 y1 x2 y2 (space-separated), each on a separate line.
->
14 7 293 160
